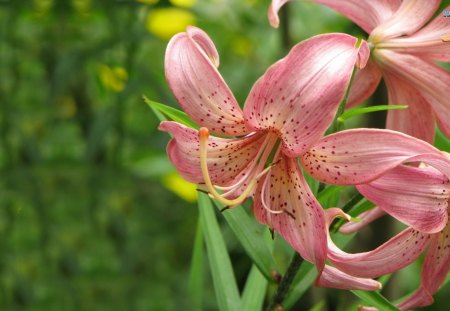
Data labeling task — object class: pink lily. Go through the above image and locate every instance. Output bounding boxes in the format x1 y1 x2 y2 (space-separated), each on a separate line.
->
160 26 377 289
269 0 450 143
300 130 450 310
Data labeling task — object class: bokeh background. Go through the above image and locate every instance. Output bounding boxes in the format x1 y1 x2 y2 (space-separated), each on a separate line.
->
0 0 449 310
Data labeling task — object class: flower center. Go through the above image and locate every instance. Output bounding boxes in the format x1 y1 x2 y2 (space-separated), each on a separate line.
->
198 127 280 208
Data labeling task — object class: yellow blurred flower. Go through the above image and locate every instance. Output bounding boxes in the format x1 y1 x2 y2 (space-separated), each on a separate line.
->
72 0 92 13
98 65 128 93
169 0 196 8
137 0 159 4
57 96 77 118
146 8 196 40
162 171 198 203
33 0 54 14
232 36 253 56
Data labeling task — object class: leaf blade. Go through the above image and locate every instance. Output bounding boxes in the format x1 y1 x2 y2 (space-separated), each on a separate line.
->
214 201 280 281
242 265 268 311
143 96 198 129
198 193 241 311
338 105 408 123
351 290 400 311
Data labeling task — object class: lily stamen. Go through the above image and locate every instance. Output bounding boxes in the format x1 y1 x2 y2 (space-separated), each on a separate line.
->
260 170 295 220
199 127 275 208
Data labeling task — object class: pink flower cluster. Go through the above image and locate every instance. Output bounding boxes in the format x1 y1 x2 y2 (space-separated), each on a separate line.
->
160 1 449 310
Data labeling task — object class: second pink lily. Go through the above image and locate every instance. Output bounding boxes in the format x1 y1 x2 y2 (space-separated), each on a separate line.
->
269 0 450 143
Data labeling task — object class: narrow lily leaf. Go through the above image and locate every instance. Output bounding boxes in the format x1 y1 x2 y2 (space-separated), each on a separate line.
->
143 96 198 129
213 201 280 281
309 300 325 311
351 290 400 311
338 105 408 123
284 231 356 309
317 186 345 205
284 262 318 309
242 265 268 311
347 199 375 217
188 218 204 310
198 193 241 311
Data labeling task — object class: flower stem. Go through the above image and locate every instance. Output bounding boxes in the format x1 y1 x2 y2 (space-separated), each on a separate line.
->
332 66 358 132
266 252 304 311
280 2 292 51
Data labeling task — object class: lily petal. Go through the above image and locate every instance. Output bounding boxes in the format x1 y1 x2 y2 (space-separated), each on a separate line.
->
159 121 265 186
347 60 383 108
378 6 450 62
383 72 436 143
357 165 449 234
374 49 450 138
422 223 450 295
301 129 449 185
244 34 365 157
369 0 441 43
317 265 382 291
397 286 434 310
165 26 248 136
339 207 385 234
268 0 289 28
253 156 327 273
328 227 431 278
268 0 401 33
399 223 450 310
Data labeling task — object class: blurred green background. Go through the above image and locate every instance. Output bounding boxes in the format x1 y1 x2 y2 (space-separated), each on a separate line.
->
0 0 449 310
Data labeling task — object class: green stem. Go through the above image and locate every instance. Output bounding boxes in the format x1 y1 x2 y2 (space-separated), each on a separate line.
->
332 66 358 132
280 3 292 51
266 252 304 311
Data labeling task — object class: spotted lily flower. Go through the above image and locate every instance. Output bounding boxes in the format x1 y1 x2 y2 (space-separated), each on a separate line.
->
269 0 450 143
160 26 374 288
300 130 450 310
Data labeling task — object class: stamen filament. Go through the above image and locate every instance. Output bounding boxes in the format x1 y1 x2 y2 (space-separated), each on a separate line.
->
214 134 273 192
199 127 271 207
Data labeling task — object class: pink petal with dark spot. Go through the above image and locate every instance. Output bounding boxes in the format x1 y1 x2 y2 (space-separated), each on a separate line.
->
357 165 449 234
244 33 362 157
159 121 265 188
165 26 248 136
302 129 450 185
328 227 431 278
253 156 327 276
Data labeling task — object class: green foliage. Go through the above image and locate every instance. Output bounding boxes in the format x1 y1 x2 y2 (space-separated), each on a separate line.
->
1 0 449 310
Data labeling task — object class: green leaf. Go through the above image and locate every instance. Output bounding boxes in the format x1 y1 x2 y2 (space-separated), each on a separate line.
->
198 193 241 311
435 126 450 152
338 105 408 123
317 185 345 206
284 231 355 309
283 262 318 309
309 300 325 311
213 201 280 281
242 265 268 311
143 96 198 129
188 219 204 310
351 290 400 311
